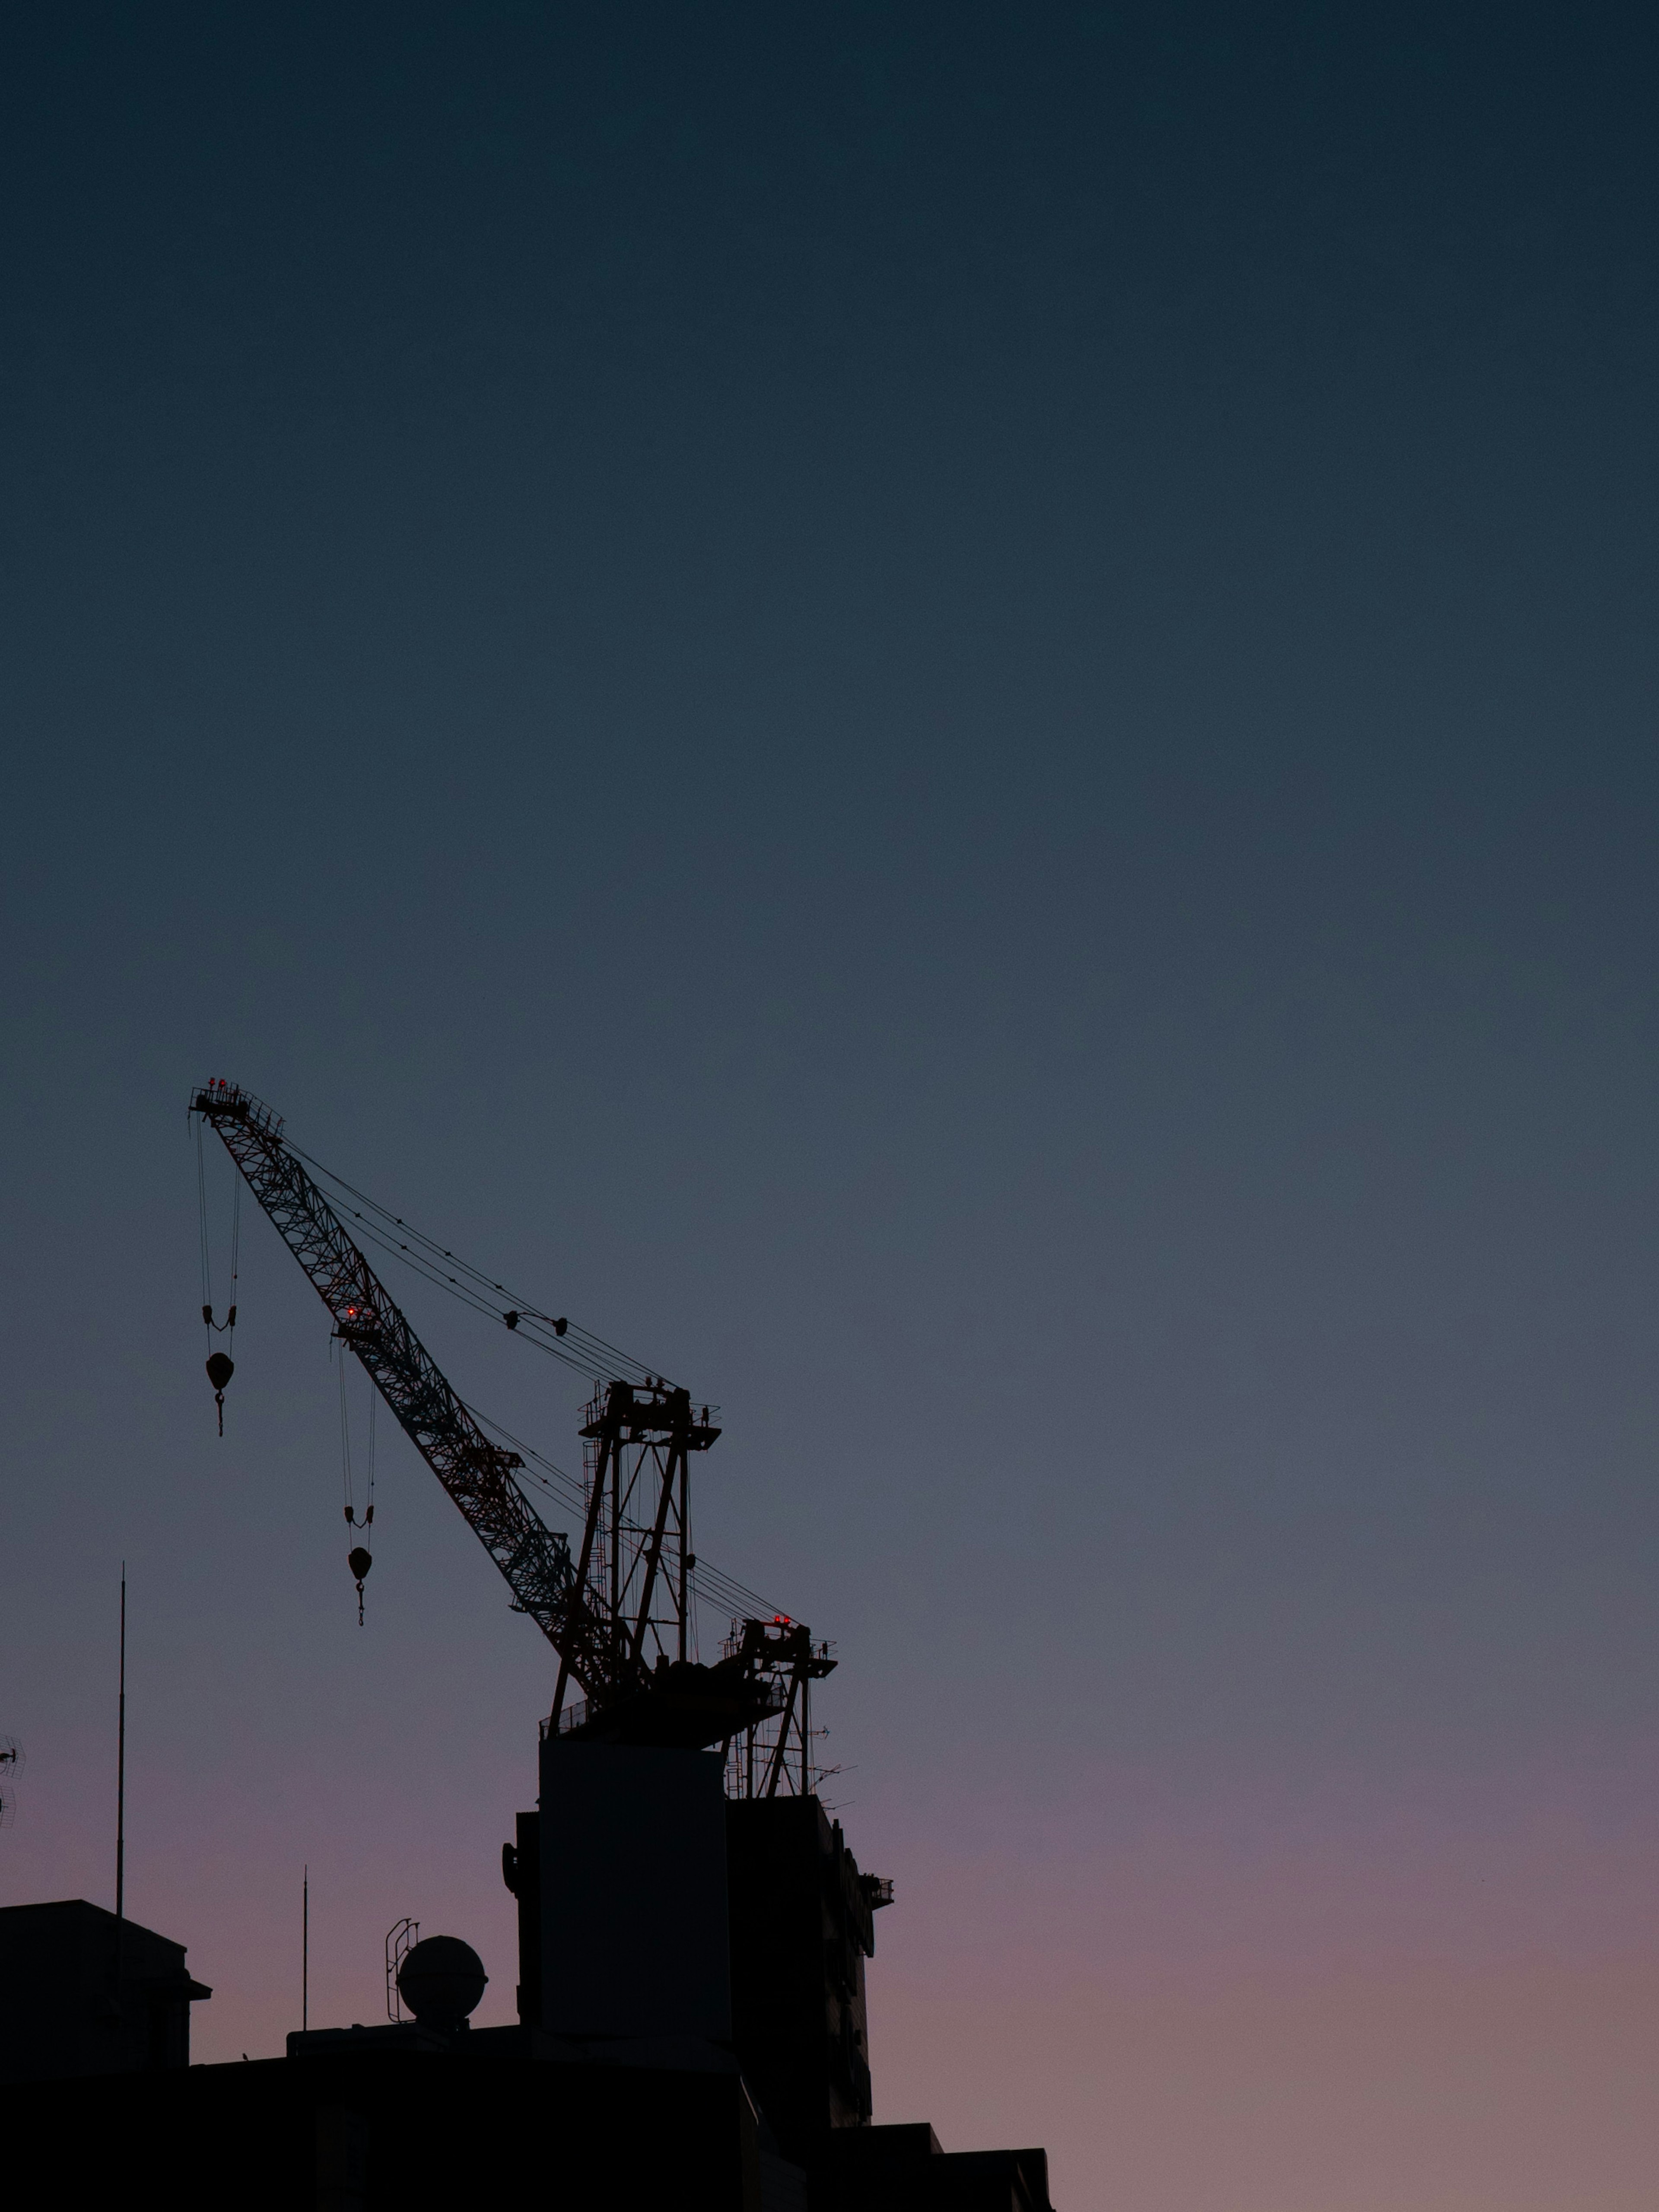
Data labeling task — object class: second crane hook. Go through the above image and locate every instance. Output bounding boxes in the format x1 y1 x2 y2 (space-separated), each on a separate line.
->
347 1544 373 1627
205 1351 234 1436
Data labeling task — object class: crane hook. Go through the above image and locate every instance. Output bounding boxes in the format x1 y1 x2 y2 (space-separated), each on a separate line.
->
205 1351 235 1436
347 1545 373 1627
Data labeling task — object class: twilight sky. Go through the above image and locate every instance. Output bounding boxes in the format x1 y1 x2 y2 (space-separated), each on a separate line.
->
4 6 1659 2205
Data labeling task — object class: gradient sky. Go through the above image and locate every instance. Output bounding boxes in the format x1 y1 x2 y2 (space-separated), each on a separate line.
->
4 6 1659 2206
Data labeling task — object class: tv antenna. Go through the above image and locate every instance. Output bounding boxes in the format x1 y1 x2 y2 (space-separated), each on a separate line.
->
0 1738 22 1829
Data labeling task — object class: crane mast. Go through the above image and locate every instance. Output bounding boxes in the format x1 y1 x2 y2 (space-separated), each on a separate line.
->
191 1080 784 1751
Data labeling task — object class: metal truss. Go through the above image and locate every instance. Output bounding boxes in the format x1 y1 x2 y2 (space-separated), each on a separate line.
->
724 1618 838 1799
548 1377 720 1729
193 1084 610 1697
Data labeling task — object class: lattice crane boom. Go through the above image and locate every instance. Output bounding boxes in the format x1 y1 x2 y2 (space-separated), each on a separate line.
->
190 1083 616 1688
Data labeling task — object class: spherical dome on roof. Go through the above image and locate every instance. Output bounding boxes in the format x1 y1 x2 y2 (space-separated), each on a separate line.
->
396 1936 488 2026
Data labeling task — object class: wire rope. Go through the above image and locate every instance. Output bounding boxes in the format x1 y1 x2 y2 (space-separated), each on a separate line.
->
229 1174 241 1335
285 1142 676 1393
196 1119 237 1341
196 1119 213 1316
276 1135 787 1630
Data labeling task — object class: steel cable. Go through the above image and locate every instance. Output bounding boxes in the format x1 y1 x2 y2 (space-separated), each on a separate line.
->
281 1137 786 1628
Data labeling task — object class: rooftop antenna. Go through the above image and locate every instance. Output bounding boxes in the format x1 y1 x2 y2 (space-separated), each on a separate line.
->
115 1565 126 1920
0 1735 22 1827
385 1917 419 2023
302 1867 309 2032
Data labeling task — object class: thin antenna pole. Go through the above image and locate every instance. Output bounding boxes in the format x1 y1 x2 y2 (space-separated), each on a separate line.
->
115 1565 126 1921
302 1867 309 2032
677 1454 688 1664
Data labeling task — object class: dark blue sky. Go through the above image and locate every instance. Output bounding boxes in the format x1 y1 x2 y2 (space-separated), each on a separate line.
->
4 8 1659 2202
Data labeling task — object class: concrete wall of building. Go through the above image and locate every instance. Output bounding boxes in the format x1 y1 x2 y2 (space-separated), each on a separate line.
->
19 2050 768 2211
0 1899 210 2083
726 1797 875 2161
537 1738 731 2044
